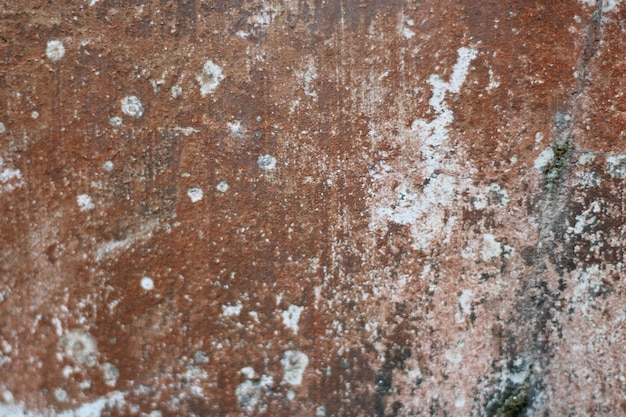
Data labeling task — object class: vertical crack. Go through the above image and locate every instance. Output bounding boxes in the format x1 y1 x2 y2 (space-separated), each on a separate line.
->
486 2 606 415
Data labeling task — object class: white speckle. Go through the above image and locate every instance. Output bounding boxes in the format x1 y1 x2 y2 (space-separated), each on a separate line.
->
103 161 114 172
89 0 100 6
606 154 626 178
227 121 244 137
120 96 144 118
171 126 200 136
109 116 123 127
481 233 502 261
54 388 69 402
222 302 242 317
402 27 415 39
187 187 203 203
197 60 224 97
77 194 95 211
0 122 5 133
257 154 277 171
315 406 327 416
171 85 183 98
598 0 618 12
578 152 595 165
216 180 229 193
60 331 98 367
281 350 309 386
96 219 158 262
281 305 303 334
102 362 119 387
31 111 39 119
0 167 22 184
148 411 163 417
286 390 296 401
535 132 544 142
46 40 65 62
444 350 463 364
455 395 466 408
236 368 273 411
534 148 554 171
57 391 126 417
140 277 154 290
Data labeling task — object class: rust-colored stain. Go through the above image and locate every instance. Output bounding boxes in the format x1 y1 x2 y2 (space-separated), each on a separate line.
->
2 1 626 416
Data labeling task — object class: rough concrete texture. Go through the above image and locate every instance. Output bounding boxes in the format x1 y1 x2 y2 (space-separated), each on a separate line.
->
1 1 626 416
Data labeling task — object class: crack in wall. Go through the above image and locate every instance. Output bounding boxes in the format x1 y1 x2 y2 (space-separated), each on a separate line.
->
487 1 606 415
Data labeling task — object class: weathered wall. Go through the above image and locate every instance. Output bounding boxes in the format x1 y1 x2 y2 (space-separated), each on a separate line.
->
2 1 626 416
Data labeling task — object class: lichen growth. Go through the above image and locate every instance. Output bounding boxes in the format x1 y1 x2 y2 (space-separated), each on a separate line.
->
495 385 529 417
543 141 571 192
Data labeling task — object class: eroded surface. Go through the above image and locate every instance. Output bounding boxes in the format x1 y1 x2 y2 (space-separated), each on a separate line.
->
2 1 626 416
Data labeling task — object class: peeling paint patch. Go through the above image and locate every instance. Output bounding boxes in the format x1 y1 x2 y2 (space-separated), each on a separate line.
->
281 305 303 334
77 194 95 211
281 350 308 386
236 367 273 411
120 96 144 118
606 154 626 178
0 159 23 193
197 60 224 97
46 40 65 62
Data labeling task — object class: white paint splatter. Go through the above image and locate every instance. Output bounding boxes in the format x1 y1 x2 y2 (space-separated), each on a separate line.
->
171 85 183 98
216 180 229 193
0 160 23 194
31 111 39 119
120 96 144 118
103 161 114 172
197 60 224 97
77 194 95 211
54 388 69 402
222 302 242 317
281 305 303 334
187 187 203 203
0 122 5 133
60 331 98 367
46 40 65 62
102 362 119 387
370 46 478 251
109 117 123 127
281 350 309 386
140 277 154 290
257 154 277 171
88 0 100 6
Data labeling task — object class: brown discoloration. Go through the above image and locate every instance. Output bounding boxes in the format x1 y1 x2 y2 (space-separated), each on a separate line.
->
2 1 626 416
